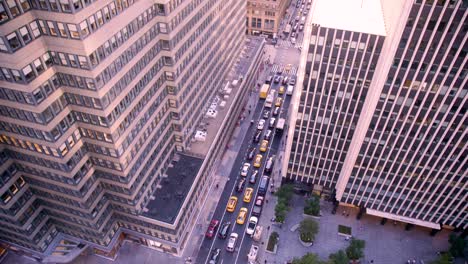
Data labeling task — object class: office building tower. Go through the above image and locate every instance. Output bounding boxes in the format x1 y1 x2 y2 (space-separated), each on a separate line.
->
247 0 290 37
284 0 467 231
0 0 250 262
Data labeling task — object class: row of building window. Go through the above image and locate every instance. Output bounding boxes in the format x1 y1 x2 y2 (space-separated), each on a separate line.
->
0 0 137 53
1 175 26 205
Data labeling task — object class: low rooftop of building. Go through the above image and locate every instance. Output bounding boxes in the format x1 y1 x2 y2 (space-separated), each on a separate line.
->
141 36 264 224
188 36 265 156
311 0 386 36
141 153 204 224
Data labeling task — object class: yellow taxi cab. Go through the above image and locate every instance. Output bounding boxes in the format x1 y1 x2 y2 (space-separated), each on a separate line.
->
253 154 263 168
260 140 269 152
279 86 285 95
226 196 238 212
243 188 254 203
236 207 248 225
275 97 282 107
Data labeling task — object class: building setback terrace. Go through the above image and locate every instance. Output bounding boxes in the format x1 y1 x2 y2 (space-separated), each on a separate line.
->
142 154 204 224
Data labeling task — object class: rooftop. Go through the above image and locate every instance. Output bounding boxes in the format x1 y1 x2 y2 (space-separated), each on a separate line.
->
142 154 204 224
311 0 386 36
189 36 265 156
141 37 264 224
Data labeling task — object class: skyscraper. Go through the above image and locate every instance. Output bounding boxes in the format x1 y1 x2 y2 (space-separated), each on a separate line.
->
0 0 247 261
284 0 467 231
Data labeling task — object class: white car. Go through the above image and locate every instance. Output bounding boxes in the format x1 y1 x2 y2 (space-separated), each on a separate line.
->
246 216 258 235
257 119 265 130
226 232 238 252
240 163 251 177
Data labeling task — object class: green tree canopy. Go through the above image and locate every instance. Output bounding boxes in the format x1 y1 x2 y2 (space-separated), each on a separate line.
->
299 219 319 242
292 253 325 264
275 184 294 202
274 200 288 223
448 233 468 258
329 250 349 264
304 194 321 216
346 238 366 260
430 253 453 264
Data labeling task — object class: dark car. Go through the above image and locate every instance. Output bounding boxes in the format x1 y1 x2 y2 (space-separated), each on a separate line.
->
249 170 258 184
218 222 231 239
253 130 262 142
264 130 272 140
274 75 281 83
236 178 246 193
266 75 273 84
247 147 256 160
205 219 220 239
252 196 264 216
209 248 221 264
263 110 270 119
282 77 289 85
273 106 280 116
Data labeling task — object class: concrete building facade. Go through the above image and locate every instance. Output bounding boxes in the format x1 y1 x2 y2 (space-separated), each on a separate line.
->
0 0 249 262
247 0 290 36
284 0 467 231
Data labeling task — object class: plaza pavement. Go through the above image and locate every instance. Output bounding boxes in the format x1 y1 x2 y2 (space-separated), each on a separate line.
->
255 193 451 264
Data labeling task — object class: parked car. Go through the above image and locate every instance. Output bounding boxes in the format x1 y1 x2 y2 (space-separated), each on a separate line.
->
273 106 280 116
226 233 238 252
269 118 276 128
209 248 221 264
253 130 262 142
218 222 231 239
257 119 266 130
264 130 272 140
236 208 248 225
241 163 250 177
260 140 269 152
253 154 263 168
274 75 281 83
252 196 264 216
247 148 256 160
236 178 246 192
243 187 254 203
246 216 258 235
205 219 220 239
249 170 258 184
265 156 275 173
226 197 238 212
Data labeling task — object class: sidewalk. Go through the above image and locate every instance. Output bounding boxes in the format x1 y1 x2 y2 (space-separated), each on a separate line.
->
181 75 264 262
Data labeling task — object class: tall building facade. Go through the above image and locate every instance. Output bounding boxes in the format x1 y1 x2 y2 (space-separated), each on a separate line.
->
284 0 467 231
0 0 245 261
246 0 290 36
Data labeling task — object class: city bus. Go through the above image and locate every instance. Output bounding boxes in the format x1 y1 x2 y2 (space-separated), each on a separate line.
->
259 84 270 99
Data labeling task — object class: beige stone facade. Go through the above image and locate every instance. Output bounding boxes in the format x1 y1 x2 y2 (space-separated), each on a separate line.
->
247 0 290 36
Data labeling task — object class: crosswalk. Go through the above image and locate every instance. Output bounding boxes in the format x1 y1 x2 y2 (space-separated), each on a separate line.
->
276 36 304 49
270 64 298 76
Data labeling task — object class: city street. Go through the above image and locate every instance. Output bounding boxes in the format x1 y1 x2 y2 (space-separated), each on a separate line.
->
195 62 295 264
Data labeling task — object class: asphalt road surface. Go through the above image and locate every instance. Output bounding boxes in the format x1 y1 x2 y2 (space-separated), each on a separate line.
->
196 69 293 264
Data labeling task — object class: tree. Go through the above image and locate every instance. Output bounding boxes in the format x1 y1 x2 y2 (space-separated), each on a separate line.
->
299 219 319 242
275 200 288 223
275 184 294 202
346 238 366 260
292 253 325 264
329 250 349 264
430 253 453 264
448 233 468 258
304 194 321 216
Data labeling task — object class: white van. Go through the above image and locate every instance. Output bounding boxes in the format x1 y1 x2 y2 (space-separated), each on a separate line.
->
287 85 294 95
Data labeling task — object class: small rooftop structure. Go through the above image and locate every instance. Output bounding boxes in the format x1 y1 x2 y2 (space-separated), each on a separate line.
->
142 154 204 224
311 0 386 36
